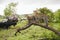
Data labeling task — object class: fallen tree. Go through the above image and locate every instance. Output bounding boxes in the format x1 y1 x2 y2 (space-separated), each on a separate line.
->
15 21 60 36
15 13 60 36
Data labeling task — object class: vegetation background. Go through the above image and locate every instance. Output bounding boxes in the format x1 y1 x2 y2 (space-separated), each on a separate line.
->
0 3 60 40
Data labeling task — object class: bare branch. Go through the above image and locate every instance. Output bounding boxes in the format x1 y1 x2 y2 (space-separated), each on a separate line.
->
15 23 32 36
33 23 60 36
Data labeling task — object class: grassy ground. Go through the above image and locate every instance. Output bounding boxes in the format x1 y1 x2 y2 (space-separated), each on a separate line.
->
0 21 60 40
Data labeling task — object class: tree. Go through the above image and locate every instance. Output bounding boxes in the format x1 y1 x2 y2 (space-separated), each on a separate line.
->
15 14 60 36
4 2 17 17
34 7 54 22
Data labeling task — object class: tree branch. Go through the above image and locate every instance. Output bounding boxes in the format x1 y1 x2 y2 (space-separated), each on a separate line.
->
15 23 32 36
15 22 60 36
33 23 60 36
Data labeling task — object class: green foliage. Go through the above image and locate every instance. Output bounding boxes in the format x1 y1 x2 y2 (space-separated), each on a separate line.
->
54 9 60 22
4 2 17 17
36 7 54 22
4 8 12 16
39 7 52 14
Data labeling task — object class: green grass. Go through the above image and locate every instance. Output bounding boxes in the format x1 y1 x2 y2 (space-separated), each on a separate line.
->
0 21 60 40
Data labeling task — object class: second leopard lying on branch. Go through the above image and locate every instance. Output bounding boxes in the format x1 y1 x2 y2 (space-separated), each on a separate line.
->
15 9 60 36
